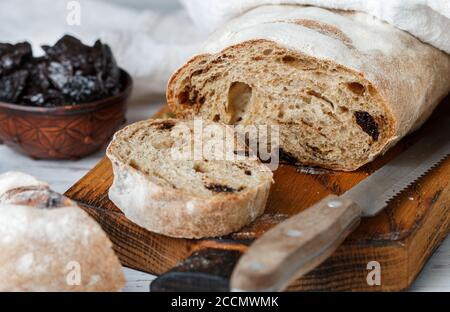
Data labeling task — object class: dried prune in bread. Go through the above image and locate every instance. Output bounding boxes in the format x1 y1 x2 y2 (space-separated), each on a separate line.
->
204 183 243 193
106 119 274 238
167 5 450 171
354 111 380 141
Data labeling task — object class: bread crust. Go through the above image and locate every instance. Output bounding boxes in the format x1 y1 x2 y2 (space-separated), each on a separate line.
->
167 6 450 171
0 172 124 292
107 119 273 239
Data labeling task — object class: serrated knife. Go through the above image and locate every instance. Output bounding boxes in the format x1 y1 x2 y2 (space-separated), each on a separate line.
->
230 115 450 292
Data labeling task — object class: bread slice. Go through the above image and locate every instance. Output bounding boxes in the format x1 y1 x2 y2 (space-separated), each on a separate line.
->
107 119 274 239
167 5 450 171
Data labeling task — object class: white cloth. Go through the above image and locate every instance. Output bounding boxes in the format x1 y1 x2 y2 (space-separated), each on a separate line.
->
180 0 450 54
0 0 207 94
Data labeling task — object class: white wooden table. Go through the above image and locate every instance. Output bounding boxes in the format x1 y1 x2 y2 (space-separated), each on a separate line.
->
1 96 449 292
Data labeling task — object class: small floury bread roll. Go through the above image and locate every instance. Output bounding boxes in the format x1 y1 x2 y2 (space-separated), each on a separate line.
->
0 172 124 292
107 119 274 239
167 5 450 171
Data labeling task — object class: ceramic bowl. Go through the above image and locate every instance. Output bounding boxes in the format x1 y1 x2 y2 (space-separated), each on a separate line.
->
0 69 132 160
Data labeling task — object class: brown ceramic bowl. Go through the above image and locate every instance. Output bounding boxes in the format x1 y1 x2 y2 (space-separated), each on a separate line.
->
0 69 132 160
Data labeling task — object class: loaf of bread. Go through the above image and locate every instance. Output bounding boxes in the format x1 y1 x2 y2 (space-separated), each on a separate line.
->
167 5 450 171
107 119 273 238
0 172 124 292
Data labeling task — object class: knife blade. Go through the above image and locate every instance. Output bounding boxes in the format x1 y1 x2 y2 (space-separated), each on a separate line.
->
230 115 450 292
345 123 450 217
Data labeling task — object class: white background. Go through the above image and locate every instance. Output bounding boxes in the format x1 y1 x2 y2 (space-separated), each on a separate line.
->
110 0 180 11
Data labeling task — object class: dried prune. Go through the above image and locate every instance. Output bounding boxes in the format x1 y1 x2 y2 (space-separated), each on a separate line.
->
43 35 93 74
204 183 244 193
0 34 122 107
62 74 103 103
0 42 32 76
153 120 176 130
0 70 28 103
47 61 73 90
354 111 380 141
25 59 51 90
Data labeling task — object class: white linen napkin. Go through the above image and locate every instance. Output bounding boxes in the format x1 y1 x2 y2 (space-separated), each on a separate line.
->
180 0 450 54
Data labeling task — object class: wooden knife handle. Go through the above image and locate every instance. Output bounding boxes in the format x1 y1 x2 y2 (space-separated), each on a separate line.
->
230 195 362 292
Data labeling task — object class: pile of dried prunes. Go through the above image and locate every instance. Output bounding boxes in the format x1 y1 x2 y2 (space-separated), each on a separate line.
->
0 35 122 107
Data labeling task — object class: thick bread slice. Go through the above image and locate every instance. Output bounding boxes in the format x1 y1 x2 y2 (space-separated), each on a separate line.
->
167 5 450 171
0 172 124 292
107 119 274 239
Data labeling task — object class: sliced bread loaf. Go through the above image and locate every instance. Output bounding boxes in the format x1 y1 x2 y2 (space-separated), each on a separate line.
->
167 5 450 171
107 119 273 239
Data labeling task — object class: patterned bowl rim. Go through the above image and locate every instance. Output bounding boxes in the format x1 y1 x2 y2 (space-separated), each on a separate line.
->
0 69 133 115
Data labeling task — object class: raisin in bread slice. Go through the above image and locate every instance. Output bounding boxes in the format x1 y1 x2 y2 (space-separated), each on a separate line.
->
107 119 274 239
167 5 450 171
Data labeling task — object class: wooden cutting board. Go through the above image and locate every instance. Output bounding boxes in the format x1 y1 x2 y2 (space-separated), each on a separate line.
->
65 99 450 291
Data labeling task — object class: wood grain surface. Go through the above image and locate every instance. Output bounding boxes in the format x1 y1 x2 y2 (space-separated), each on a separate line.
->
231 195 362 292
65 98 450 291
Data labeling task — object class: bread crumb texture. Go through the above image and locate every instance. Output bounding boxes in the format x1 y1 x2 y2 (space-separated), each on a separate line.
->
167 6 450 170
107 119 273 238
